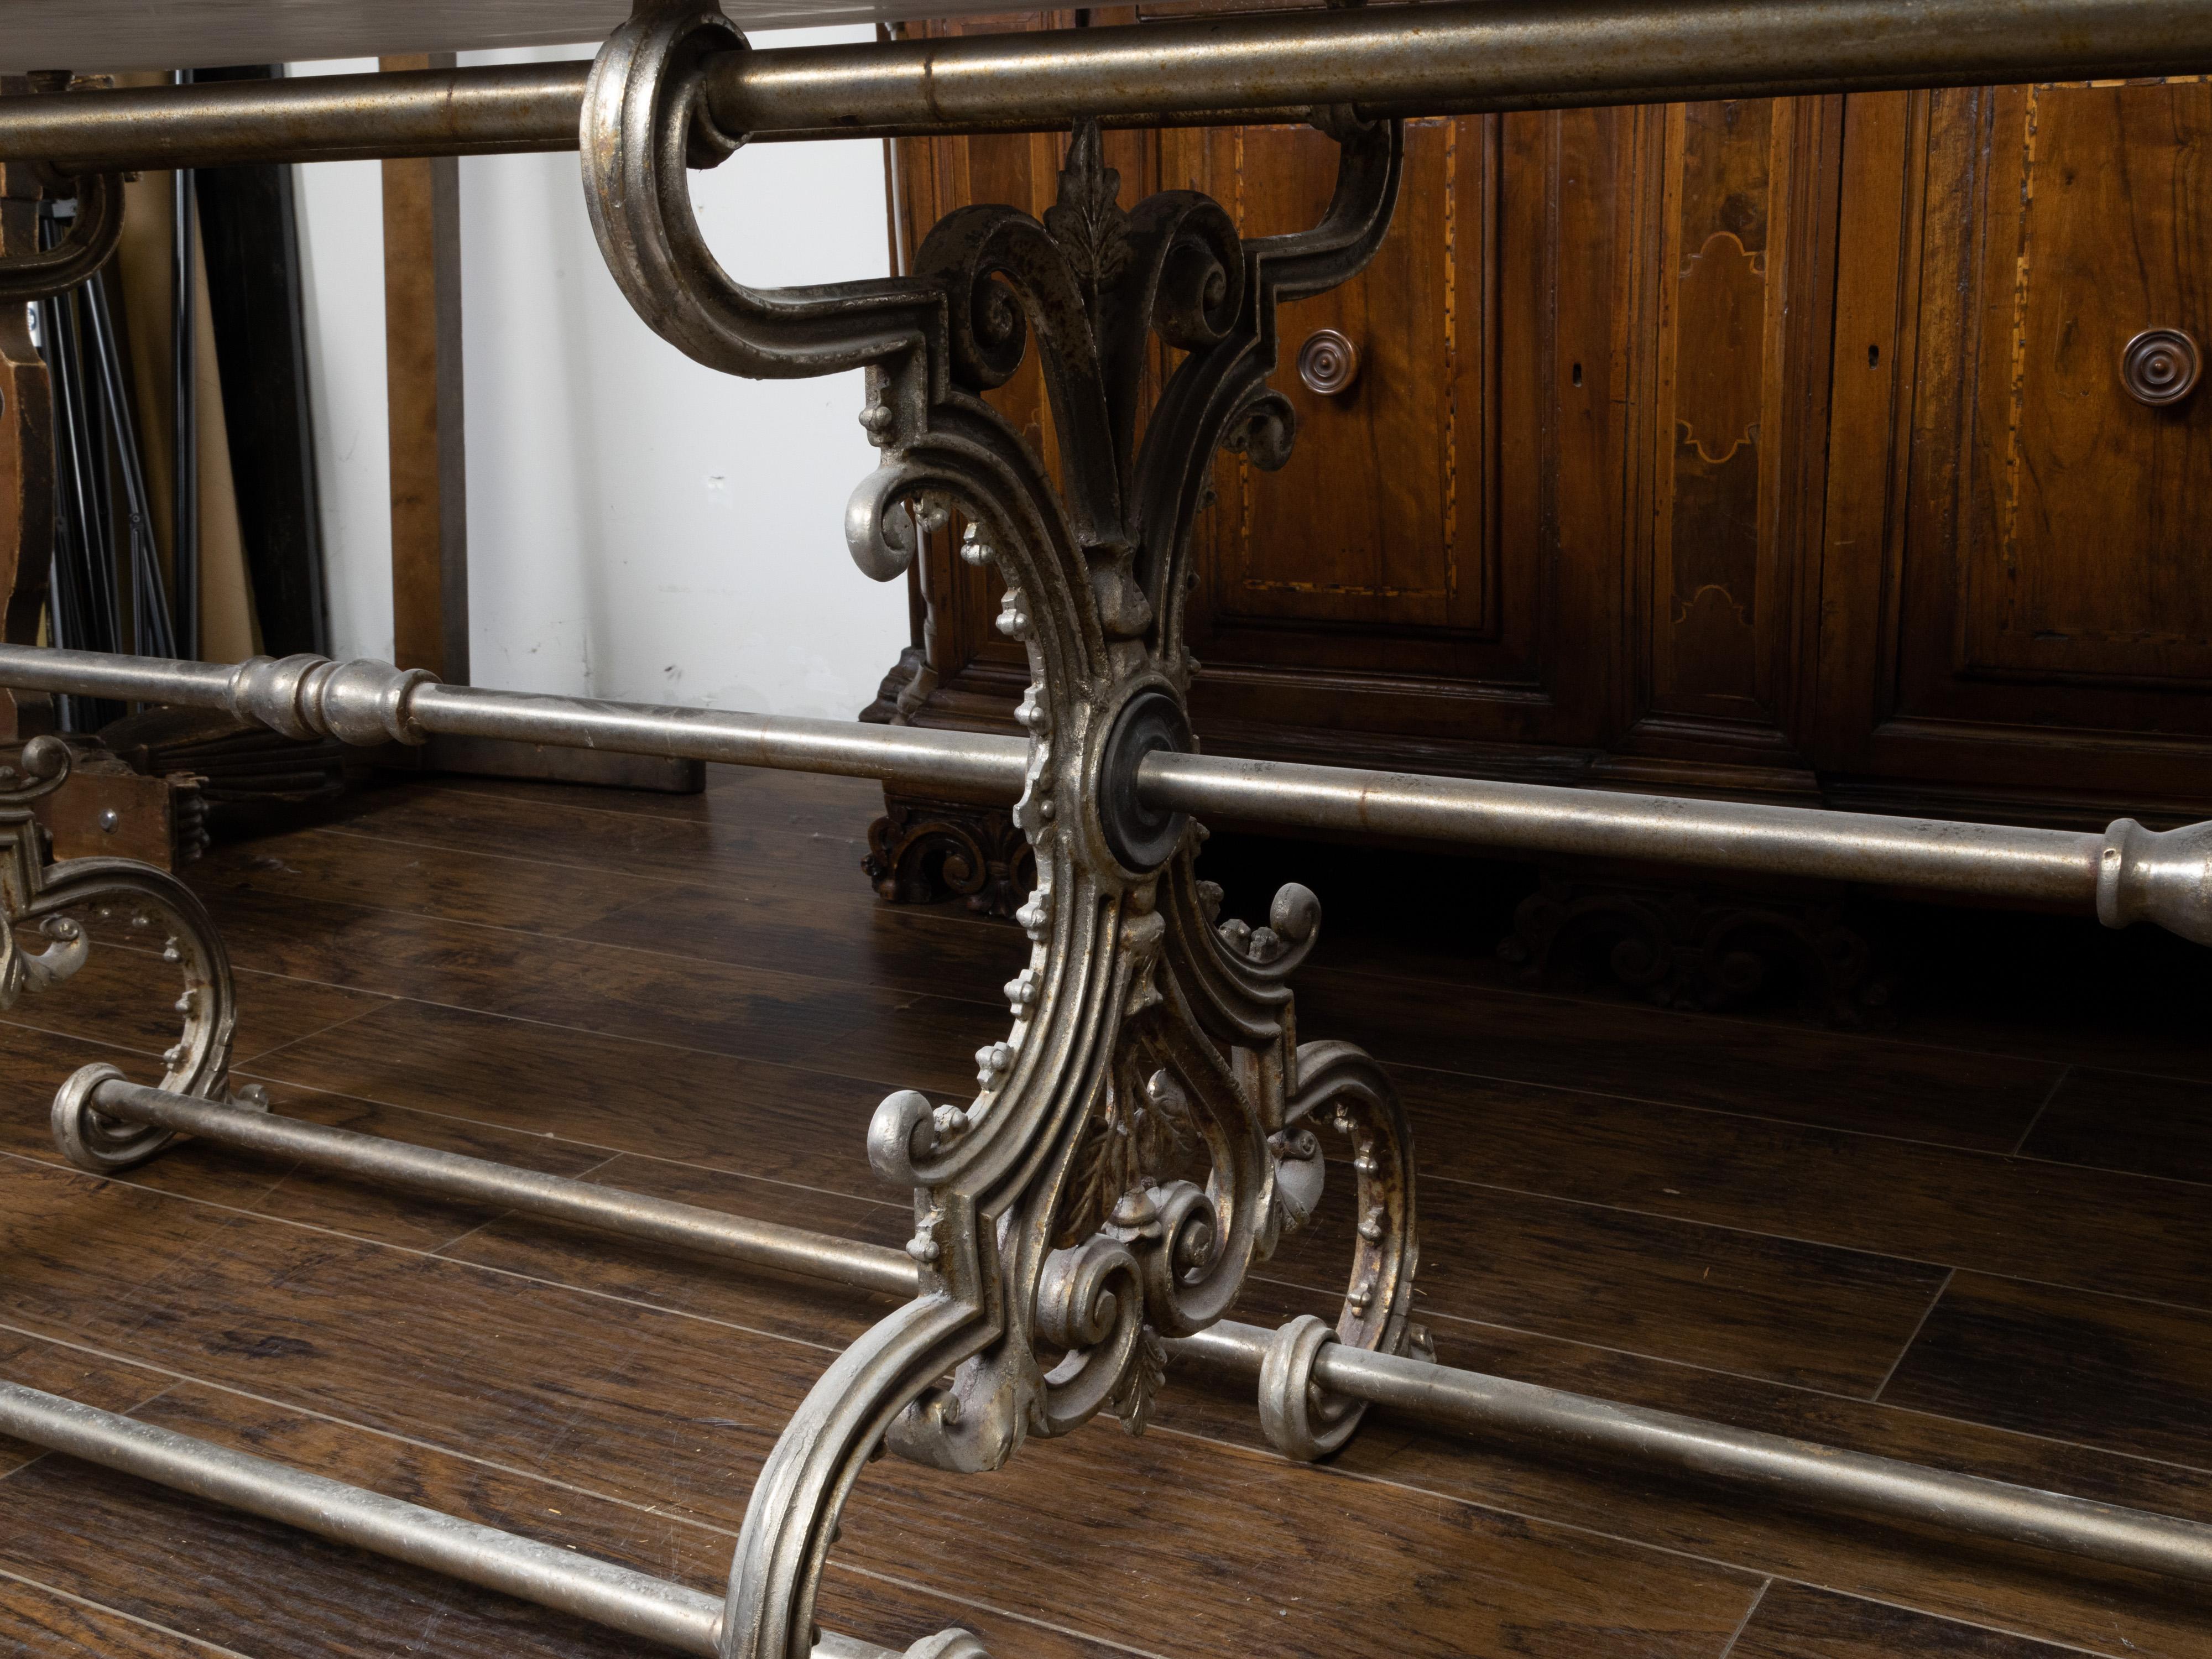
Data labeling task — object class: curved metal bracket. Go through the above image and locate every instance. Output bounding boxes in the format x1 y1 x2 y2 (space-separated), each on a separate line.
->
0 170 123 303
0 738 244 1171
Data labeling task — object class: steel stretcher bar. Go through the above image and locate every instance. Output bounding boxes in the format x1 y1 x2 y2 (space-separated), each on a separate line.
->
2 642 2205 944
0 1379 915 1657
0 1381 750 1657
60 1070 920 1296
1175 1321 2212 1585
39 1070 2212 1590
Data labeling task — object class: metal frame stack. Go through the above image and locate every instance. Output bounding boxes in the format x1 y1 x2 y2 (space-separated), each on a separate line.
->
2 4 2210 1655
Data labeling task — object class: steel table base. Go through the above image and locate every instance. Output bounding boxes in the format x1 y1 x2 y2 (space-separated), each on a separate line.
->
2 4 2210 1655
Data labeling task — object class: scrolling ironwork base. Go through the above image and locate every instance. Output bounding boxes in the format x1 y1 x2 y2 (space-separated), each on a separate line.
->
569 5 1425 1639
8 4 2212 1655
1 734 246 1152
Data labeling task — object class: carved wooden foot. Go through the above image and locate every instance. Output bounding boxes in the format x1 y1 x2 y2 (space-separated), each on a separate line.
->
864 793 1034 916
1500 865 1887 1023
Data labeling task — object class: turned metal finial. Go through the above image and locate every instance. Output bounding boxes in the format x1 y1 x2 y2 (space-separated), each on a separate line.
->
223 654 438 748
2097 817 2212 947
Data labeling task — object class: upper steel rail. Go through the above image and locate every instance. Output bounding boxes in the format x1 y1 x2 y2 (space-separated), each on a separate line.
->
3 0 2212 169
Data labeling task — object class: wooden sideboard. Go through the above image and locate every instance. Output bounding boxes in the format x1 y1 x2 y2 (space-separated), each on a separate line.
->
863 9 2212 917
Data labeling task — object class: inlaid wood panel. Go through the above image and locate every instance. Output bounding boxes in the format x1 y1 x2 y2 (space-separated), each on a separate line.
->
1189 118 1490 634
1171 106 1631 752
1632 98 1835 771
1965 81 2212 686
1815 80 2212 812
880 47 2212 852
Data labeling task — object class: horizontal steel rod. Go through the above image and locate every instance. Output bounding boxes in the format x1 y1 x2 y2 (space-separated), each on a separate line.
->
714 0 2212 137
0 643 1029 796
6 643 2208 941
1167 1321 2212 1585
48 1073 2212 1590
84 1076 920 1298
1141 751 2102 904
4 0 2211 170
0 63 589 171
0 1380 732 1655
6 642 2208 940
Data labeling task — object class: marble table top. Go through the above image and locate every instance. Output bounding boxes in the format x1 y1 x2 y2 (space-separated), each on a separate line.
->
4 0 1023 74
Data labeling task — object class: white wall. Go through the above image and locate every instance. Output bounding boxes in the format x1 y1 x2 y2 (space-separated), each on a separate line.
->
291 30 907 720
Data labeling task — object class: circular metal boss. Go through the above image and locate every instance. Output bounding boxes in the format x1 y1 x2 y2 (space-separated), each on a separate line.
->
2121 327 2201 407
1098 688 1192 873
1297 327 1360 396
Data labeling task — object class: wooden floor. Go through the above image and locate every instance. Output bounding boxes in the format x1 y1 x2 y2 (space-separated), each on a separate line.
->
1 764 2208 1658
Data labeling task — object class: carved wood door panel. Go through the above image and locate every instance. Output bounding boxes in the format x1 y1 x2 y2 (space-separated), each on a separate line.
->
1817 81 2212 818
1170 109 1632 765
1614 97 1839 797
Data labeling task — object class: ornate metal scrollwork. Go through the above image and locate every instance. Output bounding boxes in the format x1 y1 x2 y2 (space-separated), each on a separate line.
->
1 737 249 1169
0 169 124 303
582 9 1416 1654
0 74 126 304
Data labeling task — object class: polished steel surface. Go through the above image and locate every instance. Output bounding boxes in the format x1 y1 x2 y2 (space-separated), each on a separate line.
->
1145 751 2083 902
1171 1317 2212 1585
714 0 2212 133
0 643 1032 797
5 641 2208 946
7 4 2209 1648
65 1070 921 1297
0 64 590 171
1144 752 2212 945
65 1058 2212 1590
0 1379 732 1655
9 0 2212 169
582 15 1423 1642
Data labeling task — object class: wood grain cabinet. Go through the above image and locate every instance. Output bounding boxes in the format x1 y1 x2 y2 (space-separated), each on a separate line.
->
863 13 2212 912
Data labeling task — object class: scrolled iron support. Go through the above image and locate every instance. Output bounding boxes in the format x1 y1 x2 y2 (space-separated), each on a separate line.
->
0 737 246 1170
0 166 123 303
576 7 1417 1655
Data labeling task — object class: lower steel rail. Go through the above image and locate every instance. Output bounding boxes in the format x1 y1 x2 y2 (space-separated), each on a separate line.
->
59 1070 916 1298
41 1069 2212 1595
1 642 2207 943
0 1380 897 1659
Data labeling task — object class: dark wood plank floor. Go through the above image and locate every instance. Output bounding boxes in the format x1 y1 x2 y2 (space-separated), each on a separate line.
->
2 765 2208 1658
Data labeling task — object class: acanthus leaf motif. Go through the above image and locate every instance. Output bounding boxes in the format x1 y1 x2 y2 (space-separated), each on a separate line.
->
1106 1326 1168 1437
1042 119 1134 301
